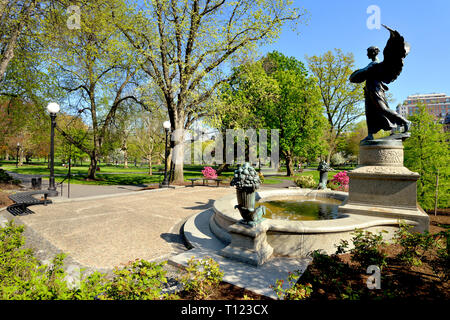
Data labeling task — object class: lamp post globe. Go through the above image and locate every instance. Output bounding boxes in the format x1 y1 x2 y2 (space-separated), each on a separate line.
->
163 120 171 130
160 120 171 188
47 102 60 197
47 102 60 114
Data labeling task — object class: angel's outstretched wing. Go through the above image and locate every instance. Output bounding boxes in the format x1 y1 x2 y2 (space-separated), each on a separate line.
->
374 25 410 84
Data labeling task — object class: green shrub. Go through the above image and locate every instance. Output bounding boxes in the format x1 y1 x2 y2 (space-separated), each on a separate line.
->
71 271 109 300
430 230 450 281
309 249 352 282
394 222 440 267
103 259 174 300
0 169 14 183
349 229 388 270
180 256 223 300
0 220 73 299
0 221 176 300
294 175 316 188
271 270 312 300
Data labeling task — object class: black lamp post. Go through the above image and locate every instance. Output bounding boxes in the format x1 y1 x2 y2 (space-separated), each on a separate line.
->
47 102 60 197
16 142 20 168
160 120 171 188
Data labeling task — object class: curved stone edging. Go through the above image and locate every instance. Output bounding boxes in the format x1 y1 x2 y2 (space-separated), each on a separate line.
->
212 188 415 257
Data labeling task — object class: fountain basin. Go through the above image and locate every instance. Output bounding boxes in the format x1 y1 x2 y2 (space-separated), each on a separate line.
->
212 188 421 257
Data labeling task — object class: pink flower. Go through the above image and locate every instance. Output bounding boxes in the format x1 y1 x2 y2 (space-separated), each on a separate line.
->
331 171 349 191
202 166 217 179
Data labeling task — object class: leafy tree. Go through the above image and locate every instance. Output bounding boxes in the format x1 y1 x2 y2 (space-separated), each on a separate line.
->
404 103 449 210
55 113 90 165
0 96 49 163
212 56 279 173
306 49 365 162
119 0 305 183
261 52 326 176
0 0 38 84
128 108 166 175
39 0 144 179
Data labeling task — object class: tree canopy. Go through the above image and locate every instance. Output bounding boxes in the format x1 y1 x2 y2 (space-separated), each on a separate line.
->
119 0 306 182
306 49 365 162
404 103 449 210
218 51 327 176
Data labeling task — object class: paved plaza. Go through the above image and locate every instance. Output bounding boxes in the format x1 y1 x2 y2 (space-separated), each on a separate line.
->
1 186 234 271
0 174 310 298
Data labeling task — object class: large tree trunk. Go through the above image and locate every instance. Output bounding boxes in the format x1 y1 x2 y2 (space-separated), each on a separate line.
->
18 149 24 166
172 146 184 183
216 163 229 175
122 137 128 168
326 150 332 164
87 154 98 180
87 138 100 180
285 153 294 177
170 119 185 184
148 154 152 175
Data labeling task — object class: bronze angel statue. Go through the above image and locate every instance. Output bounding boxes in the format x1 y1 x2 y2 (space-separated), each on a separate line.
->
350 25 411 141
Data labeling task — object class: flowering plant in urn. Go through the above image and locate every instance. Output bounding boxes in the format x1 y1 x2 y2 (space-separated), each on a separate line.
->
230 163 265 226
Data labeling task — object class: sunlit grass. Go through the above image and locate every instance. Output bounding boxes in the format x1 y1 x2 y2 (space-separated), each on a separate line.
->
0 161 352 186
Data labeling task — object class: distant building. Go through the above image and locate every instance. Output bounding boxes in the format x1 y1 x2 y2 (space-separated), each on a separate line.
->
397 93 450 119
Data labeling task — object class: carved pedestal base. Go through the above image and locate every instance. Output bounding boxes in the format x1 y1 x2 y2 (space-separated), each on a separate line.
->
219 221 273 267
338 139 429 232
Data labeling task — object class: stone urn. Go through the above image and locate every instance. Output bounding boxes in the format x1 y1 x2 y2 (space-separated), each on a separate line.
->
230 163 266 226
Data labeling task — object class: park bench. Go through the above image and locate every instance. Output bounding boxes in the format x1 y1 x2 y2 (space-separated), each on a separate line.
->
187 178 222 187
7 190 52 216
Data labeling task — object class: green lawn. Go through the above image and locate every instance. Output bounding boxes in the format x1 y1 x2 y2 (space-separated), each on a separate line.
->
0 161 350 186
0 162 235 186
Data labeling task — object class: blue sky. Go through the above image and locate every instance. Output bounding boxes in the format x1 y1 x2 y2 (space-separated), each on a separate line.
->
260 0 450 106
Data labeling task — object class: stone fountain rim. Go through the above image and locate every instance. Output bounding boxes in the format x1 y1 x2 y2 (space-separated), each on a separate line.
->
213 188 409 234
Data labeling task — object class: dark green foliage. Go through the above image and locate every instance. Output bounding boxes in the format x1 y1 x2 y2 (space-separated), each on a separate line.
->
394 223 436 267
0 169 18 184
404 103 449 210
349 229 388 270
291 227 449 300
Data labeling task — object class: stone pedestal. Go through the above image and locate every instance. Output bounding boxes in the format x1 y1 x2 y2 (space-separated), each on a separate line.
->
339 139 429 232
219 221 273 266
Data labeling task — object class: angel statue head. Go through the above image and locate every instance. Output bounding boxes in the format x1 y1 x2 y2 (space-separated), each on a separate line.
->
367 46 380 61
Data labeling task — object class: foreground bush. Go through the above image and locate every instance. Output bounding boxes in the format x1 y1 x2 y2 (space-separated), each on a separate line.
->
277 225 449 300
100 259 176 300
0 221 175 300
0 221 72 299
180 256 224 300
